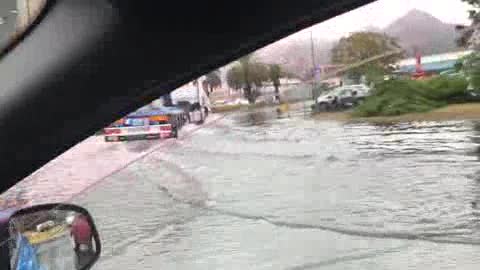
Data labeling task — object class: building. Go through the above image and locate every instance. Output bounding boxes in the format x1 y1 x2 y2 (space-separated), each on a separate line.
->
394 50 473 75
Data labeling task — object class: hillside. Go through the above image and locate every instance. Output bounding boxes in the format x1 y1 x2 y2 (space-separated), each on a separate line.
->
256 37 334 78
385 9 459 56
240 9 461 78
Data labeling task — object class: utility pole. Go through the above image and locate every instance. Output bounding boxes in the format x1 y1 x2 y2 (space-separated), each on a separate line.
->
310 29 317 102
198 80 202 107
303 29 317 118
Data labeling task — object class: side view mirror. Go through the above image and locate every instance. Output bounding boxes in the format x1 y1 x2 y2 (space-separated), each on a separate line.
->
6 203 101 270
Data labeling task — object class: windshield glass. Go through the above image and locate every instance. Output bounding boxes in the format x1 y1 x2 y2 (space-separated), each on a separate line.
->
7 0 480 269
124 118 147 127
0 0 46 51
0 0 18 49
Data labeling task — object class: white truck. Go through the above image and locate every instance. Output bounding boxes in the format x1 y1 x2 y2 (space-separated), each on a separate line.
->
170 82 211 124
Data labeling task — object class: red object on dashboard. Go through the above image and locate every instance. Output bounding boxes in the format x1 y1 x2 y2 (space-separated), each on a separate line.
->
71 215 92 245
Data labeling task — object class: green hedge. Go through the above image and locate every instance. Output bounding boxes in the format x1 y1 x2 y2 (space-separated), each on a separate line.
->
354 76 468 117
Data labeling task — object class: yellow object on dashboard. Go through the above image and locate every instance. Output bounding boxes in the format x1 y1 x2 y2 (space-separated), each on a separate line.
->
23 225 67 245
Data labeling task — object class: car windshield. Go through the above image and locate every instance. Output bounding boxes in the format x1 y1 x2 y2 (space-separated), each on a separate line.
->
7 0 480 269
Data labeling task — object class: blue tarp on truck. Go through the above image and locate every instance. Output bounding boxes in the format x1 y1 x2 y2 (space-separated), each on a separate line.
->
126 107 185 118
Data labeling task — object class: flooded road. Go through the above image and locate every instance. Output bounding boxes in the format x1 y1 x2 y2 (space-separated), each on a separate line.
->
14 103 480 269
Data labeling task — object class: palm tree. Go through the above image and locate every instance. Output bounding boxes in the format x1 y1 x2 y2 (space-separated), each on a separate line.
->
205 70 222 94
239 55 254 103
455 0 480 49
268 64 282 102
226 55 269 104
162 93 173 106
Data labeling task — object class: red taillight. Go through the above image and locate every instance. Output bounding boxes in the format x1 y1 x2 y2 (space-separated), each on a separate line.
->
160 125 172 131
104 128 121 135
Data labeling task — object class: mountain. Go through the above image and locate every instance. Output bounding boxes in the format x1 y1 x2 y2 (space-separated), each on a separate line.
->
384 9 459 56
256 37 335 78
246 9 461 77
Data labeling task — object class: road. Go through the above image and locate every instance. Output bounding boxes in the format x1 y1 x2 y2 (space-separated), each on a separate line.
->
10 103 480 269
4 114 224 204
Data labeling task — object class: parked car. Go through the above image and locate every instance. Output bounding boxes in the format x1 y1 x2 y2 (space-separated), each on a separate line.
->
314 94 338 111
337 84 371 107
312 84 371 112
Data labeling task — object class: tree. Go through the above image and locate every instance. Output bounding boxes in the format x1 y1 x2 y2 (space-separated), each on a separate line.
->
162 93 173 106
268 64 282 102
456 0 480 49
226 65 243 90
205 70 222 94
226 55 269 103
330 31 404 83
458 52 480 91
456 1 480 91
456 24 474 48
462 0 480 22
201 80 209 95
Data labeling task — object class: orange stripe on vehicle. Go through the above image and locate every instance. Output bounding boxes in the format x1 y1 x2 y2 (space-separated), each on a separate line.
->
149 115 169 121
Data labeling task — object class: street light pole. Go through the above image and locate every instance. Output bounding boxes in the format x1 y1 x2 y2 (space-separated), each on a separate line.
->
310 29 317 102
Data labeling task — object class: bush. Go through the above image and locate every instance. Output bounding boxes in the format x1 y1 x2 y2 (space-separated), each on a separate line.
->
354 76 468 117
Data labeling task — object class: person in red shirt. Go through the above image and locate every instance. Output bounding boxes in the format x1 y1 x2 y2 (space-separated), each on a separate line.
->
70 214 94 269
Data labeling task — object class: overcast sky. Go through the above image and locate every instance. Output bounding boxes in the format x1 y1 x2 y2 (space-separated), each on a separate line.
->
294 0 473 40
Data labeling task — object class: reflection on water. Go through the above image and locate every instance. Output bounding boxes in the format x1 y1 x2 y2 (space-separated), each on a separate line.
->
124 140 158 153
234 109 272 127
18 103 480 269
471 122 480 161
233 103 303 127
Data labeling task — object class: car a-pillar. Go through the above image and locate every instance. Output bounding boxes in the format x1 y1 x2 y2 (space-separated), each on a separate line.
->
15 0 46 32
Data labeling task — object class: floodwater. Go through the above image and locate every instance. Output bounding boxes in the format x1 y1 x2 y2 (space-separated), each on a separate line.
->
12 103 480 269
